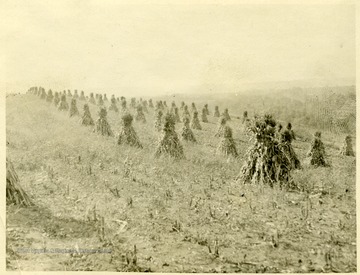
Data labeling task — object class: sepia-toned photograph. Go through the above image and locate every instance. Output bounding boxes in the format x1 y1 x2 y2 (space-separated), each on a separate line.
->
3 0 356 273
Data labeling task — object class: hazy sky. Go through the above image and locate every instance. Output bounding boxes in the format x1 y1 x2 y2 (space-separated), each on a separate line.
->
1 1 356 96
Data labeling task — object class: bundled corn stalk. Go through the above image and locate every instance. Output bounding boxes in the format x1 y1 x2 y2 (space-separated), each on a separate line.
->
97 94 104 106
81 104 94 126
53 92 60 106
95 107 114 136
191 111 202 130
109 97 119 112
58 94 69 111
37 87 42 96
182 105 190 121
73 90 79 99
163 101 169 112
275 123 283 140
204 104 210 115
201 107 208 123
28 87 37 95
242 111 248 124
46 89 54 102
155 113 185 159
79 90 86 101
181 117 196 142
37 87 42 97
135 105 146 123
222 108 231 121
67 90 72 97
155 101 164 112
148 99 154 108
214 106 220 117
339 135 355 156
180 101 185 111
215 117 227 137
191 102 197 113
170 101 177 114
40 89 47 100
6 158 32 206
239 114 300 188
103 93 108 101
121 99 127 112
155 110 163 131
286 123 296 140
69 98 80 117
142 100 149 113
307 132 327 166
130 98 137 108
174 107 181 123
279 130 301 169
117 113 143 148
217 125 238 158
163 101 168 109
89 93 96 104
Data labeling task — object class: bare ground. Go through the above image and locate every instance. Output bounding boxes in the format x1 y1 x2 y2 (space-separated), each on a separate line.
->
6 94 356 272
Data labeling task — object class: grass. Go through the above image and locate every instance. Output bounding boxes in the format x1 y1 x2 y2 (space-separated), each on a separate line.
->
6 93 356 272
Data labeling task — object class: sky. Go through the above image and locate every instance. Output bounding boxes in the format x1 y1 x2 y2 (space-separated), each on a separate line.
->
1 0 356 96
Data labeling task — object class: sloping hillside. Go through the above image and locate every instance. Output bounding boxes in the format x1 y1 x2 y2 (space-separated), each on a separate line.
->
6 93 356 272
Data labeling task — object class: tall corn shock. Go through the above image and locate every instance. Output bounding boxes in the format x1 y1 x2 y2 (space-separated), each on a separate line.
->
239 114 300 189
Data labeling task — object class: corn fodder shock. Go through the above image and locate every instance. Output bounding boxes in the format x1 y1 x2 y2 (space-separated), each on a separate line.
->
69 99 80 117
191 111 202 130
118 113 143 148
307 132 327 167
6 158 32 207
155 113 185 159
81 104 95 126
181 117 196 142
339 135 355 157
239 114 301 189
217 125 238 158
95 108 114 137
58 95 69 111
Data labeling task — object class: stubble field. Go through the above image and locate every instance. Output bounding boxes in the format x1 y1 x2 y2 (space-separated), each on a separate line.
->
6 93 356 272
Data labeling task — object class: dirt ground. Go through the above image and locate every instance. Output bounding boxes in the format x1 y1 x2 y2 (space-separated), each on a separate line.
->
6 94 356 272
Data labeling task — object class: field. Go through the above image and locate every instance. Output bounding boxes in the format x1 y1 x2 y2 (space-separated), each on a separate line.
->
6 91 356 272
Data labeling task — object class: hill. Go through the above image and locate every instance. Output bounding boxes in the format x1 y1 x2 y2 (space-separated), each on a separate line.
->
6 93 356 272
